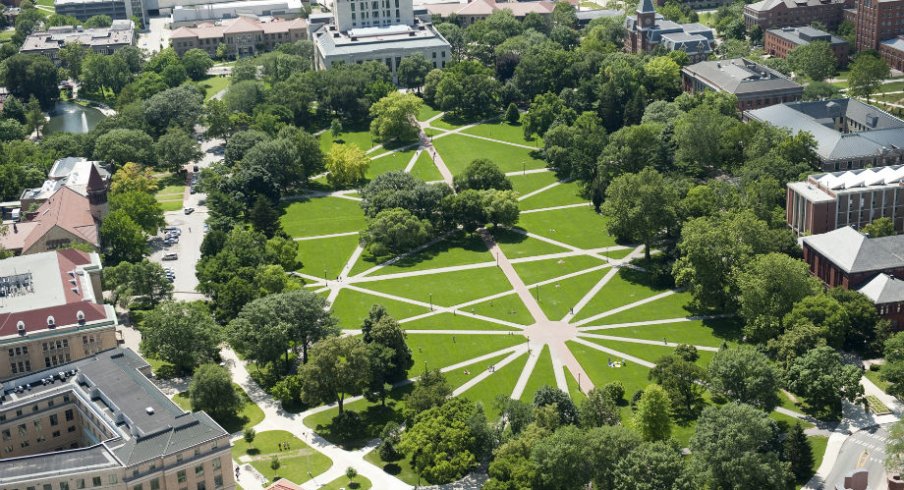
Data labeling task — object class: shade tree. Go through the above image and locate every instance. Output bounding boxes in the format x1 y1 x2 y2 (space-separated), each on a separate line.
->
141 301 221 374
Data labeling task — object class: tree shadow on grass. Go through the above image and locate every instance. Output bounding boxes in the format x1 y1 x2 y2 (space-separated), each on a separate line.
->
356 232 485 270
312 384 414 449
488 227 529 247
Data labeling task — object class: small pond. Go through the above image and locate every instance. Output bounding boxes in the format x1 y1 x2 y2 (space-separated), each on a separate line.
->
44 101 106 134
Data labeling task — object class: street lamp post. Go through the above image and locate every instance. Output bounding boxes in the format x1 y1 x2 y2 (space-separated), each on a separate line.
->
429 292 433 311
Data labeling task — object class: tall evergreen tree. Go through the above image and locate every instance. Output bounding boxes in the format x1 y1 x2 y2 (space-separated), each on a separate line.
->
249 194 281 238
783 423 814 482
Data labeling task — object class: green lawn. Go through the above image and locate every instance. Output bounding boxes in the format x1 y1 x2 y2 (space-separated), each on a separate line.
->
809 435 829 476
536 267 611 321
519 182 586 211
595 291 694 325
517 206 617 249
364 448 420 486
359 233 492 276
303 386 411 447
173 385 264 433
459 351 530 419
281 196 367 238
433 134 546 175
461 118 542 147
512 254 607 286
509 171 559 196
595 318 743 348
519 346 557 402
467 291 535 326
329 288 430 328
321 474 372 490
199 76 230 101
361 266 515 307
296 233 360 279
417 103 442 122
0 29 14 43
865 366 891 392
578 337 715 368
409 151 444 181
407 333 524 372
428 115 466 130
366 150 414 181
400 312 520 331
154 185 184 212
565 368 586 403
491 227 569 258
571 269 668 323
568 341 651 399
320 129 377 154
231 430 332 485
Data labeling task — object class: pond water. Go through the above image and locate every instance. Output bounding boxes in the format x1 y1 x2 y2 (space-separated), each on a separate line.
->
44 101 106 134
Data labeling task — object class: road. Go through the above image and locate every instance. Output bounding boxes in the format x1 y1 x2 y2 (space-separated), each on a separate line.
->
147 138 223 300
824 423 891 490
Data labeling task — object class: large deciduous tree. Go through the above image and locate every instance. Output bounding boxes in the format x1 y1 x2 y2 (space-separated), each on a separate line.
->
155 127 203 172
785 346 863 418
0 54 59 107
787 41 837 81
189 363 242 419
103 259 173 308
99 209 147 265
369 92 422 145
602 167 680 260
93 128 155 167
108 190 165 235
326 143 370 188
849 52 890 101
299 336 372 414
141 301 221 374
633 384 672 442
707 345 780 411
733 252 818 327
453 159 511 192
363 207 432 260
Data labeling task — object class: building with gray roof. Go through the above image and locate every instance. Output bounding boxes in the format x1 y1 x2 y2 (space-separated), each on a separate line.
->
312 0 450 82
745 98 904 171
765 26 849 68
743 0 852 30
681 58 803 111
0 348 236 489
20 20 136 66
624 0 714 61
859 274 904 327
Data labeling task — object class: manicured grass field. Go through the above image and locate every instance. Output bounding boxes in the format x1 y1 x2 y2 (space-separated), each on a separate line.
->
303 386 411 447
321 474 372 490
536 268 611 321
320 129 377 153
231 430 332 485
360 266 515 307
519 346 557 402
565 369 586 403
409 151 444 181
400 312 520 331
198 76 230 100
154 185 184 212
432 134 546 175
512 255 607 286
459 351 530 419
518 182 586 211
517 206 617 249
594 318 743 348
567 341 651 398
362 233 492 276
809 435 829 475
467 291 536 326
461 118 542 147
417 103 442 122
865 366 891 392
329 288 429 328
296 234 360 279
509 171 559 196
601 248 634 260
593 290 695 325
173 384 264 433
578 337 715 368
367 150 415 181
491 227 568 258
407 333 524 372
571 269 668 323
428 115 466 130
364 448 420 486
444 351 514 390
281 196 366 237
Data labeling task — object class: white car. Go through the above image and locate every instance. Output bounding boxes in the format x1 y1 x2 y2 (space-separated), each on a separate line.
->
183 207 195 215
162 253 178 261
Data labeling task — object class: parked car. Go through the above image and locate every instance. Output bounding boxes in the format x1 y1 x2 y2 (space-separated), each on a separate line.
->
184 207 195 215
193 165 199 172
162 253 178 261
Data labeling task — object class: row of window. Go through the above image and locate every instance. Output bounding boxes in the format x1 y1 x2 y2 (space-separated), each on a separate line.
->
46 352 72 368
43 339 70 351
1 409 75 439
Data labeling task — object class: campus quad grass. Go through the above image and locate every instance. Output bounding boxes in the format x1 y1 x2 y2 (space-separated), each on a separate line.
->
592 318 743 348
571 268 669 323
809 435 830 475
518 182 586 211
567 341 651 398
281 196 367 237
231 430 332 485
467 290 536 326
154 185 184 212
366 149 415 181
429 115 466 130
491 227 569 258
407 332 524 372
304 384 412 447
321 474 372 490
329 288 430 328
536 267 612 321
408 151 444 181
444 351 514 390
417 103 442 122
461 118 543 147
360 266 515 307
199 76 230 100
865 366 891 392
173 385 264 432
565 368 586 403
517 205 617 249
319 129 378 154
601 247 633 260
769 410 815 430
578 337 715 368
592 290 695 325
509 171 559 196
458 350 530 420
432 134 546 174
512 254 608 286
400 312 520 331
519 345 557 402
364 447 420 486
363 233 492 276
296 233 360 280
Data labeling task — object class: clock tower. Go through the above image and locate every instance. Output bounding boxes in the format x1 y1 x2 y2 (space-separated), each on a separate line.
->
636 0 656 30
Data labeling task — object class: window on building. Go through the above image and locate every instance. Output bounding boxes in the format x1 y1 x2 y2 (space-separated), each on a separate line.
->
92 477 101 487
132 485 142 490
195 464 204 476
60 482 70 490
150 479 160 490
177 470 187 483
50 414 58 426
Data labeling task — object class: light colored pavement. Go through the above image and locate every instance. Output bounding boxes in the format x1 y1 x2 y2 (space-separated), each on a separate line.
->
138 16 172 53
